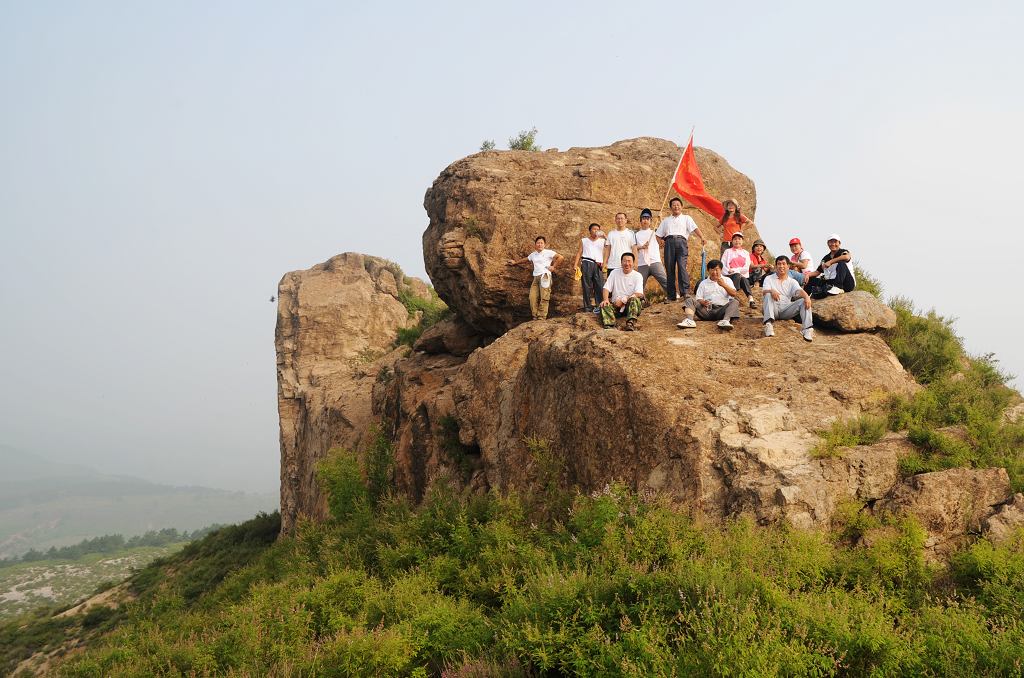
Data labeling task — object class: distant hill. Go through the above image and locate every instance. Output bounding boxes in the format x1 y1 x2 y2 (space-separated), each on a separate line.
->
0 445 277 558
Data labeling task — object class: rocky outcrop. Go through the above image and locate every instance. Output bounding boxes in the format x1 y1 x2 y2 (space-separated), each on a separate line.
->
423 138 762 334
412 317 487 357
876 468 1014 555
982 493 1024 543
376 303 921 529
813 291 897 332
276 253 433 534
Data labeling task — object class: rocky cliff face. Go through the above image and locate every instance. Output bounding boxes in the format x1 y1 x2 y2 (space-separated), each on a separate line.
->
423 137 761 335
276 253 432 534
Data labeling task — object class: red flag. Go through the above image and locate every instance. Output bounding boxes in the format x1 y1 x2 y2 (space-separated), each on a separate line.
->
671 135 724 219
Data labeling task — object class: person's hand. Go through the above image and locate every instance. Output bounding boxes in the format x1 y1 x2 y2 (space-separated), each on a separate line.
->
600 300 610 308
699 299 710 308
804 297 812 309
547 266 555 274
770 290 781 301
506 259 515 266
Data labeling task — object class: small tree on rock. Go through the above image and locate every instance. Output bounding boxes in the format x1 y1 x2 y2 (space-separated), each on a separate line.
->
480 139 496 151
508 127 540 151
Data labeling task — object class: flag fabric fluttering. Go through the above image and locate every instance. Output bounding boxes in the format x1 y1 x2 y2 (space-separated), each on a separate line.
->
670 135 725 220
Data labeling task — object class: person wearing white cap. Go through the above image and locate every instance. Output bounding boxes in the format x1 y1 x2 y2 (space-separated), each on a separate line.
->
506 235 564 320
804 234 856 298
762 256 814 342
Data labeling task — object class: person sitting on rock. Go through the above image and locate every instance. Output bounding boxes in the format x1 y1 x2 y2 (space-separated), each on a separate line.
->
634 208 669 295
676 259 744 330
787 237 814 285
506 235 564 321
749 239 771 288
762 256 814 341
719 198 753 255
655 197 708 302
600 252 644 331
803 233 856 298
572 223 606 313
721 232 756 309
603 212 637 279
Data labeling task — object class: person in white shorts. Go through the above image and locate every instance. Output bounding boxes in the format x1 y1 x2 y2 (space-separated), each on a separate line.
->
506 235 564 320
676 259 744 330
762 256 814 341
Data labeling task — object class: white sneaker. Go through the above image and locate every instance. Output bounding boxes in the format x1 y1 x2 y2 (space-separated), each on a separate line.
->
717 319 733 330
676 317 696 329
827 286 843 295
748 297 756 309
803 328 814 342
764 322 774 337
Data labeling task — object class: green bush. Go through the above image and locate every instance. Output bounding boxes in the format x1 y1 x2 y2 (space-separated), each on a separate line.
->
396 287 449 347
811 414 887 458
853 265 883 299
884 297 963 384
508 127 540 151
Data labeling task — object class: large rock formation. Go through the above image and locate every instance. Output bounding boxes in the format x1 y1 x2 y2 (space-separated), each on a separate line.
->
276 253 433 533
813 291 897 332
423 138 761 335
374 303 927 530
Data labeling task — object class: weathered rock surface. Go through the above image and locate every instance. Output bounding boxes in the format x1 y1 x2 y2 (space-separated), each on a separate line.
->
876 467 1013 555
276 253 432 534
423 138 762 334
812 291 897 332
981 492 1024 543
412 317 487 357
375 302 921 529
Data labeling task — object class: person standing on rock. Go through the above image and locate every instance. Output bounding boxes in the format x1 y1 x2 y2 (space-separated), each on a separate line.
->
719 198 753 255
676 259 744 330
600 252 645 331
655 197 708 301
572 223 606 313
721 232 757 308
803 234 856 298
762 256 814 341
506 236 564 321
787 238 814 285
603 212 637 278
634 208 669 295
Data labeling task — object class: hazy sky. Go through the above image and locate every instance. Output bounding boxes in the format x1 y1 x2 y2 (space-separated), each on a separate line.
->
2 1 1021 493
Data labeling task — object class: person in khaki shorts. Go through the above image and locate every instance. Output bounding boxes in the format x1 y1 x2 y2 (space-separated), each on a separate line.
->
506 235 564 320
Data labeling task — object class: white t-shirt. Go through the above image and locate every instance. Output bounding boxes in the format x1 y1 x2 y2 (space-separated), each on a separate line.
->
581 237 605 262
528 249 557 277
721 247 751 277
695 276 736 306
603 268 644 302
605 229 636 269
790 248 813 271
655 214 699 238
763 274 804 300
634 228 661 267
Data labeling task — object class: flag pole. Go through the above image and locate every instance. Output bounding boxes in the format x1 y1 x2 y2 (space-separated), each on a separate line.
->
657 126 695 220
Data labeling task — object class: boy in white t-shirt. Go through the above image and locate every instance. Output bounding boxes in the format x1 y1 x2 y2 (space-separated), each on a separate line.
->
600 252 645 331
762 256 814 341
676 259 745 330
603 212 637 277
634 207 669 295
506 235 564 321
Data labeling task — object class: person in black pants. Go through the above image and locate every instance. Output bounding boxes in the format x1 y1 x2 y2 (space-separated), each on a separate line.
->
805 233 856 298
654 197 708 301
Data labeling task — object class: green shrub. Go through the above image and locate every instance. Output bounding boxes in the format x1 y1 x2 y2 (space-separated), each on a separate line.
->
853 265 884 299
396 287 449 347
884 297 963 384
811 413 887 458
479 140 496 151
508 127 540 151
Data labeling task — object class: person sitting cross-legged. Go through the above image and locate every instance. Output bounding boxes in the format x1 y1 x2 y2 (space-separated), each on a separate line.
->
600 252 645 331
762 255 815 342
676 259 744 330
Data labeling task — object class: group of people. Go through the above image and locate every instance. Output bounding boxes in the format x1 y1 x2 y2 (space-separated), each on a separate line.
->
507 197 858 340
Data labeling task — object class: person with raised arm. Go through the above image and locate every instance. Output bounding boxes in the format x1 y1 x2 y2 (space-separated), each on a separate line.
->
506 235 564 321
719 198 753 255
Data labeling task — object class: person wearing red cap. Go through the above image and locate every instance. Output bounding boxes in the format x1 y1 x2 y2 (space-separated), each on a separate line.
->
805 234 856 298
787 238 814 284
